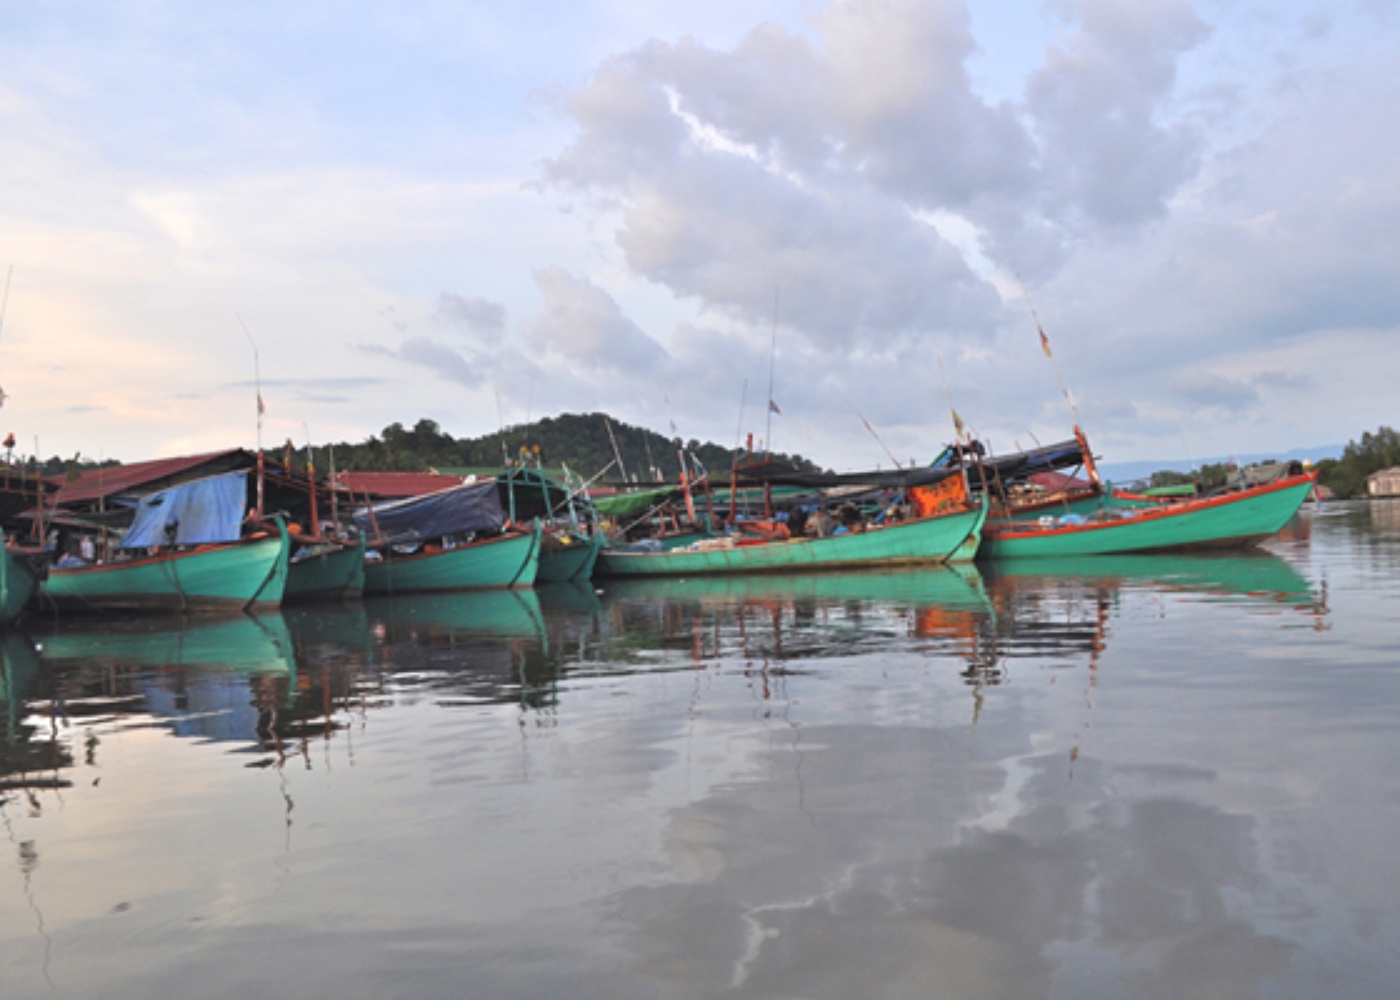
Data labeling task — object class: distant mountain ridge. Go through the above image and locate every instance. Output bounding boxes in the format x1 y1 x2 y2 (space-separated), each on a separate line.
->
1098 443 1344 485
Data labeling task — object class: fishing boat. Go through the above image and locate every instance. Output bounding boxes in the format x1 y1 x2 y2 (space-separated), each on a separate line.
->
39 471 291 614
594 459 988 578
285 533 366 603
355 479 541 594
495 466 603 584
537 529 603 583
978 468 1316 559
1 539 39 625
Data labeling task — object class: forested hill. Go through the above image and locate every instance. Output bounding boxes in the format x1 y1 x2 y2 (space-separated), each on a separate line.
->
322 412 822 482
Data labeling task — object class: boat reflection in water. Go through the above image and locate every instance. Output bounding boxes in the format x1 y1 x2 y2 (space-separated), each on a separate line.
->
15 608 388 778
593 551 1326 693
2 552 1326 791
0 632 57 792
981 549 1326 623
31 613 298 740
594 566 1003 696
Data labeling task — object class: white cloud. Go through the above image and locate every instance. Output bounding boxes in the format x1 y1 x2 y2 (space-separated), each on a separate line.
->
1 0 1395 468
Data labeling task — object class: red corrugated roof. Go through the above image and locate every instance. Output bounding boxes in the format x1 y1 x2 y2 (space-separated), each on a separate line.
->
53 449 257 506
333 470 466 500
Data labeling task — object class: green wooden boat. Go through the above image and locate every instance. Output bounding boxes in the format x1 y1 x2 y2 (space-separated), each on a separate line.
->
537 529 602 584
363 524 541 594
594 497 987 578
493 466 604 583
285 535 366 603
979 472 1316 559
1 541 39 626
39 520 291 614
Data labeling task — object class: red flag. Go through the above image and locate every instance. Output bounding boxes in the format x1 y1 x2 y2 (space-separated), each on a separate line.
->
768 400 781 415
1038 327 1052 357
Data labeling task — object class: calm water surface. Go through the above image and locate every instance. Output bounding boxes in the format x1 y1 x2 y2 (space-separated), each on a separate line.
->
2 502 1398 999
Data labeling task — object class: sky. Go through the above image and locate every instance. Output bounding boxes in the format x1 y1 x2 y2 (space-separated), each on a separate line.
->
1 0 1396 474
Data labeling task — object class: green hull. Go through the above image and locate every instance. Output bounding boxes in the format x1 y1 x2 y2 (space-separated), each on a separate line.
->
1 543 39 625
594 500 987 578
363 526 540 594
286 538 366 603
39 523 291 614
980 474 1315 559
537 530 602 583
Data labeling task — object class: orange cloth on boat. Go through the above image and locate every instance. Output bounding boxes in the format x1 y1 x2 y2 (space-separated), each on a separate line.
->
909 477 967 517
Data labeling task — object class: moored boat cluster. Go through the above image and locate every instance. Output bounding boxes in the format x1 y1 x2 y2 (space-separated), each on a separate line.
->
0 429 1317 626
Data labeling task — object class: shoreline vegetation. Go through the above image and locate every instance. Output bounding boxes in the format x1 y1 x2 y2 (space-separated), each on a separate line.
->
15 413 1399 501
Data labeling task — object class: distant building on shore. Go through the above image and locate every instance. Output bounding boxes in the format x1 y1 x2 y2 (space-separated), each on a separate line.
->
1367 467 1400 498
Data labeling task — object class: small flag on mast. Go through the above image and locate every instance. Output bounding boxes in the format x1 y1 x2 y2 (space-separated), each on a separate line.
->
768 400 781 415
1038 326 1053 357
951 407 967 440
257 392 266 416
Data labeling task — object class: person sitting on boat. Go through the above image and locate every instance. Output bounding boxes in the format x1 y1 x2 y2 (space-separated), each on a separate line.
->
837 503 865 533
805 507 838 538
79 534 97 564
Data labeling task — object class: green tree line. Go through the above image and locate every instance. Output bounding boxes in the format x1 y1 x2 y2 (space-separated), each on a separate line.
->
1312 426 1400 498
303 412 820 483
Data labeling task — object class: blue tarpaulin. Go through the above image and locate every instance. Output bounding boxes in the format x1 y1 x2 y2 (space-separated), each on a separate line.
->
354 481 505 545
119 471 250 549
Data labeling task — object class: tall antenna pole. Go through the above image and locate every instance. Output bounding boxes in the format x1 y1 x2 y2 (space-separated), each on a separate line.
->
0 264 13 406
0 264 12 344
603 415 629 483
238 314 266 517
304 422 319 535
733 378 748 450
765 287 779 458
494 385 510 466
1016 276 1080 428
839 389 902 468
936 350 969 444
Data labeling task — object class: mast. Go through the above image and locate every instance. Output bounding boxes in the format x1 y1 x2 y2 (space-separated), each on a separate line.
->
304 426 320 534
764 287 779 459
239 316 266 518
328 445 340 529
